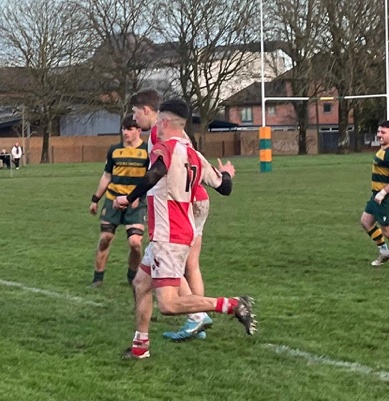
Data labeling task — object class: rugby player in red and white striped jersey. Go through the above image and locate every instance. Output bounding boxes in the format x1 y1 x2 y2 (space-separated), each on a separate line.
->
115 98 256 359
132 90 213 340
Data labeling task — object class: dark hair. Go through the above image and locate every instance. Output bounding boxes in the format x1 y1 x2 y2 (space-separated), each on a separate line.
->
130 89 162 111
159 98 190 120
379 120 389 128
121 115 139 130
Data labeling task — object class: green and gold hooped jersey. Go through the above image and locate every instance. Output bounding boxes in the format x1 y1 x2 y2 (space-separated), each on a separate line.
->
104 141 149 202
372 147 389 193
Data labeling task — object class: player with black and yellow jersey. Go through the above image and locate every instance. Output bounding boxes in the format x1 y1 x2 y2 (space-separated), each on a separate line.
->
89 116 149 288
361 120 389 266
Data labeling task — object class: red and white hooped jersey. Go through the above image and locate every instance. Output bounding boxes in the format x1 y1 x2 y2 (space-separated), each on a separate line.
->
148 125 209 202
193 183 209 201
147 126 159 154
148 137 222 245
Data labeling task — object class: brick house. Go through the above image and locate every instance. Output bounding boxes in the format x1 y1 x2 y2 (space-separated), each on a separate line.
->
223 80 353 131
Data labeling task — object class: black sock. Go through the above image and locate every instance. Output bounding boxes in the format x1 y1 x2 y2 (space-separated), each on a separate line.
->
93 271 105 283
127 269 137 284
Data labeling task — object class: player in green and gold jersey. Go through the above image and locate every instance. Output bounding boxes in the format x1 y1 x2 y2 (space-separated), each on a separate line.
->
361 120 389 266
89 116 149 288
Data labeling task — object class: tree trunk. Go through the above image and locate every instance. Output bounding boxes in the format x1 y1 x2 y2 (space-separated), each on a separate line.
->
199 121 208 155
353 106 361 152
298 127 307 155
337 98 350 154
185 109 198 150
40 120 51 163
296 100 309 154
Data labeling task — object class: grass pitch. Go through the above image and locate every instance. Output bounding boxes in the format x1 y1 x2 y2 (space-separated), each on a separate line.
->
0 154 388 401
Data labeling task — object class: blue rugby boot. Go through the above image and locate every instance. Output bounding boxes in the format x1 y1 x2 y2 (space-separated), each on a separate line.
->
162 315 213 341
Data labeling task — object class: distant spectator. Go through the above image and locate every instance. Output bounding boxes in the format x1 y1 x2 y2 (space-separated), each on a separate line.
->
0 149 11 169
11 142 23 169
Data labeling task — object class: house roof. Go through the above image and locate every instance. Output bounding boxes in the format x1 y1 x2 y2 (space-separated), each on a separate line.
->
0 67 32 93
0 114 21 128
223 80 288 107
92 35 290 67
192 115 238 130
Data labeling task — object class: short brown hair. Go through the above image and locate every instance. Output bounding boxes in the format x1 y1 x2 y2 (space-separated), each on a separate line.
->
121 115 139 130
130 89 162 111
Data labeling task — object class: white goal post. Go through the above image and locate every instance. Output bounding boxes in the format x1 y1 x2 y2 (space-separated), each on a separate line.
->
259 0 389 127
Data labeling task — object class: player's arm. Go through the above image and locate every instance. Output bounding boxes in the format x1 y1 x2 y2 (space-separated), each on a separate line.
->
114 157 167 208
214 158 235 195
375 153 389 204
89 148 114 214
127 157 167 203
93 172 111 200
214 171 233 195
89 172 111 215
374 184 389 204
199 154 235 196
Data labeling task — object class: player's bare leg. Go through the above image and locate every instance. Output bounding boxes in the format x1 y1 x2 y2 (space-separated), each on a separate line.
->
164 236 211 340
122 268 154 359
92 229 115 287
157 282 257 337
185 235 204 295
361 212 389 266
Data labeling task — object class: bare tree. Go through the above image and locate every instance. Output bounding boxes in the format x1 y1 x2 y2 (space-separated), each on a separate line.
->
156 0 260 153
268 0 325 154
320 0 384 152
0 0 91 163
75 0 160 117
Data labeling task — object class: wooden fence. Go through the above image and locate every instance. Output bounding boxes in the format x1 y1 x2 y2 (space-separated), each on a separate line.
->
0 130 319 164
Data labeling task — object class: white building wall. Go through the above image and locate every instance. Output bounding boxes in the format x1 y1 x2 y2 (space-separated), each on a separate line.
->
60 110 121 136
143 49 289 102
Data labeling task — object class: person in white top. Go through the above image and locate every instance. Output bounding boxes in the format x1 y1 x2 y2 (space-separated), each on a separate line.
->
11 142 22 169
114 98 256 359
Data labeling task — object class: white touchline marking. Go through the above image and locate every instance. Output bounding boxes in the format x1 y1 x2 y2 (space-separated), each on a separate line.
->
0 279 105 307
264 343 389 382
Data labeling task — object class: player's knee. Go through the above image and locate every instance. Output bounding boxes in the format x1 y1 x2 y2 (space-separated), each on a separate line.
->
157 299 176 316
128 237 142 252
360 214 372 230
133 274 143 289
98 234 113 251
133 270 150 294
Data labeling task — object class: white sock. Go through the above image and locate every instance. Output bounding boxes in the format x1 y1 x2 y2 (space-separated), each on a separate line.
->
133 331 148 341
187 312 208 322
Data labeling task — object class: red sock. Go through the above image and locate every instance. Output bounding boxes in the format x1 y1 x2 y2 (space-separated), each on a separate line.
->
216 297 238 314
131 338 149 357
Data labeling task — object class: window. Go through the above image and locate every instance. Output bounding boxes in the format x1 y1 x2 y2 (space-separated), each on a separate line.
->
267 105 276 115
323 103 332 113
241 107 253 124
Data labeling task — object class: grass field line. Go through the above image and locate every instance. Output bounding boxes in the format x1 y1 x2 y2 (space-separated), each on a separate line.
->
2 278 389 384
281 208 355 216
0 279 105 307
264 343 389 382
